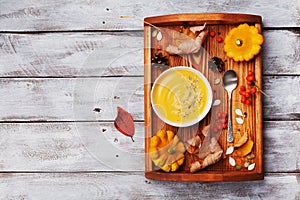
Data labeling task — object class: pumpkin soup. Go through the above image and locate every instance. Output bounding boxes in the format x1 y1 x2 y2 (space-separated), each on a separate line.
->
151 67 212 126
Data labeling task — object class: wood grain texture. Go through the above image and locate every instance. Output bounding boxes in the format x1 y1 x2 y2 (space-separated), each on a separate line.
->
0 76 298 122
0 30 299 77
144 19 264 182
145 13 262 26
0 121 298 172
0 172 299 200
0 0 299 31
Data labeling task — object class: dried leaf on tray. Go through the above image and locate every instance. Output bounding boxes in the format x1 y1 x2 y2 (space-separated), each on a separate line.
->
166 23 208 55
184 125 224 173
234 129 248 147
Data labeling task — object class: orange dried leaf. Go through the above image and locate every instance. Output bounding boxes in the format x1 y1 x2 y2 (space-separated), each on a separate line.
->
236 129 254 157
234 130 248 147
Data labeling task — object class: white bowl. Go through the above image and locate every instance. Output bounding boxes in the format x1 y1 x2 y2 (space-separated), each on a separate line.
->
150 66 213 127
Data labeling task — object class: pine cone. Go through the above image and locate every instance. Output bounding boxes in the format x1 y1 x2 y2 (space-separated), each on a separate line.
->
208 57 225 73
151 53 169 69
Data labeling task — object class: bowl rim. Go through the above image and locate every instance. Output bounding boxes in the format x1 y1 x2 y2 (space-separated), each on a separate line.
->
150 66 213 127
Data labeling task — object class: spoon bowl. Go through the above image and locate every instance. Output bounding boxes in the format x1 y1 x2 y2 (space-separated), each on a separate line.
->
222 70 238 142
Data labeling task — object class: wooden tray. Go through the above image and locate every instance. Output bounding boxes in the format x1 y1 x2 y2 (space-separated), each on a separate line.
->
144 13 264 182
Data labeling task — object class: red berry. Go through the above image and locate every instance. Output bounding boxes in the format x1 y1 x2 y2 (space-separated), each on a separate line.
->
246 89 250 94
223 123 228 129
240 91 246 97
246 99 251 105
245 92 250 98
222 113 227 118
246 75 255 82
213 127 218 133
210 31 216 37
248 70 253 76
217 124 223 130
247 81 252 85
240 86 246 91
241 96 246 103
155 44 162 50
217 36 223 43
239 90 244 95
250 87 257 94
221 118 227 124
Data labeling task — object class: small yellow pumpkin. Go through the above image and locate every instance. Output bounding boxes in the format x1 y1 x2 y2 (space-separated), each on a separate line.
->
149 130 185 172
224 23 264 62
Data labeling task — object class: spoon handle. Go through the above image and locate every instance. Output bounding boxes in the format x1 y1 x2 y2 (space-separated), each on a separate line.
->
227 92 234 142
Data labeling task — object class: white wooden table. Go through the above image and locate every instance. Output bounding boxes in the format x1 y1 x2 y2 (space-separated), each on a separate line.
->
0 1 299 199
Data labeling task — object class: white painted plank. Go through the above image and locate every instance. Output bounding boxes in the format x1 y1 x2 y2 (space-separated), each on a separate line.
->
0 0 299 31
0 76 298 121
0 77 144 121
262 30 300 75
0 122 144 171
0 172 299 200
0 32 144 77
0 121 298 172
0 30 299 77
263 76 300 120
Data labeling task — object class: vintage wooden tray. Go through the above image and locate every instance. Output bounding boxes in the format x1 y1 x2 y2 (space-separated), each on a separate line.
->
144 13 264 182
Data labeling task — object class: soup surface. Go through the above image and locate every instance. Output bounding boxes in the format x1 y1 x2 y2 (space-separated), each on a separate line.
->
152 69 209 124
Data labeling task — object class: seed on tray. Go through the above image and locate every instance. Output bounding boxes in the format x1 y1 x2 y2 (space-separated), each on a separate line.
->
248 163 256 171
225 146 234 155
235 165 242 171
229 156 236 166
235 109 243 116
214 78 221 85
246 153 255 160
213 99 221 106
236 117 244 124
156 32 163 41
244 161 250 168
152 29 158 37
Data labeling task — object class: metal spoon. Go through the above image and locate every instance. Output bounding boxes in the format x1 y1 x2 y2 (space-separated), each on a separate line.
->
222 70 238 142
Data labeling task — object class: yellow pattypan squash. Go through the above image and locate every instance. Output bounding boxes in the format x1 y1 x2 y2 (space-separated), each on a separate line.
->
224 23 264 62
149 130 185 172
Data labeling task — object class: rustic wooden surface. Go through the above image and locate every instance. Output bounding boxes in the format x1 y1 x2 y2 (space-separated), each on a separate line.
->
0 0 299 199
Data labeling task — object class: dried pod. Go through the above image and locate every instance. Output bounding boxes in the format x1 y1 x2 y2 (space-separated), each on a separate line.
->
247 153 256 160
244 161 250 168
229 157 236 166
225 146 234 155
235 164 242 171
248 163 256 171
214 78 221 85
114 107 135 142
